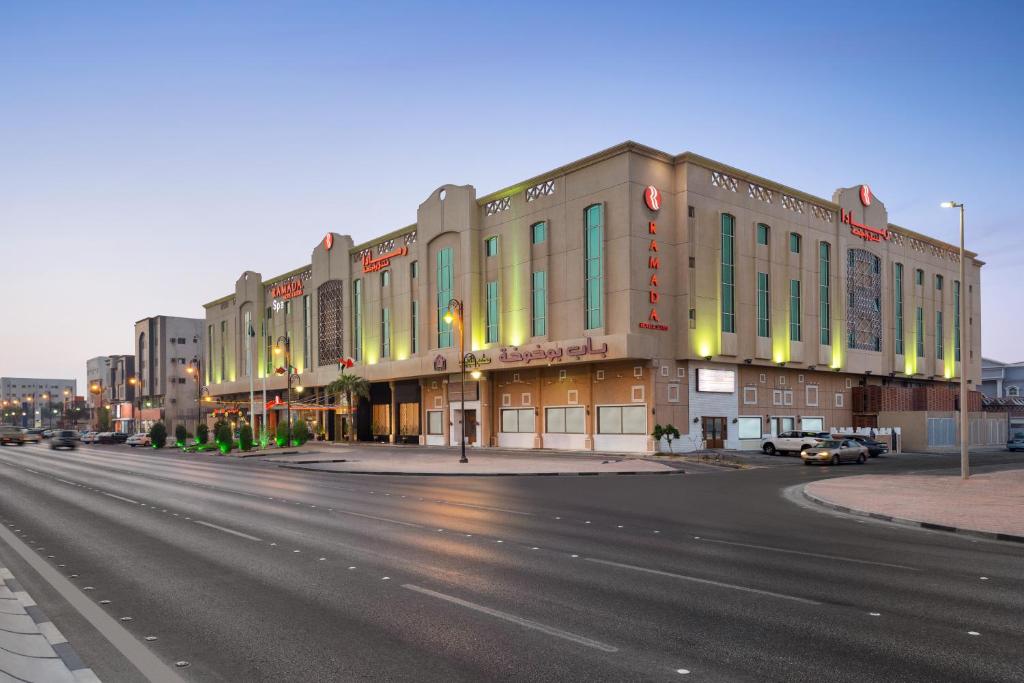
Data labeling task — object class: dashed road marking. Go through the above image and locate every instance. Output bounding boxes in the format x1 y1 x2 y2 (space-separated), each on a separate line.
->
193 521 262 542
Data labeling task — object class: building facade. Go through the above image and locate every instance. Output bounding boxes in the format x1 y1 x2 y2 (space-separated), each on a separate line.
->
1 377 78 428
981 357 1024 398
85 355 137 431
202 142 983 452
134 316 204 433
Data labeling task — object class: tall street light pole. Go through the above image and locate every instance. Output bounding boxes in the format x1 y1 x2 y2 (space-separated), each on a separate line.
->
443 298 470 464
187 358 202 433
275 335 297 446
941 201 968 480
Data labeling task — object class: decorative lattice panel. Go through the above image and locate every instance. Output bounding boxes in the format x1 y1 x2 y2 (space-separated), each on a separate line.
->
780 194 805 214
526 180 555 202
317 280 344 366
747 182 773 204
846 249 882 351
811 205 834 223
485 196 511 215
711 170 738 192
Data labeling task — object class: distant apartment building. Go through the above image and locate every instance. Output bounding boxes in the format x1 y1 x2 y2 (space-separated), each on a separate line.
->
1 376 78 428
981 357 1024 398
134 315 204 432
85 355 137 431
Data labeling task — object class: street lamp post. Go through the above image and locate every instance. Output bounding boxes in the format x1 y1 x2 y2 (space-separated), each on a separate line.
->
187 357 202 433
62 388 71 428
443 299 472 464
941 201 968 480
127 376 142 434
274 336 300 446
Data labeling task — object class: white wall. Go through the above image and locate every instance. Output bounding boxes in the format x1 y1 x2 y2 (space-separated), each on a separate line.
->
687 363 739 449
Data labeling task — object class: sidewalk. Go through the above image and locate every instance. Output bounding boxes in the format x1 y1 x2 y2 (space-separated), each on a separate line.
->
804 468 1024 542
0 566 99 682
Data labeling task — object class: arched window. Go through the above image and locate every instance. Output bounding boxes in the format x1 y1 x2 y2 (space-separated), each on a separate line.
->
1009 386 1020 397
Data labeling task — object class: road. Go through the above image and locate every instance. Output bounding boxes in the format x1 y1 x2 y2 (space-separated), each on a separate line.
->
0 443 1022 682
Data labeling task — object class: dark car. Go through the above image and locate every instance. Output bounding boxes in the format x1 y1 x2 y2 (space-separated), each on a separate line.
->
110 432 130 444
1008 431 1024 452
50 430 78 450
95 432 116 443
834 433 889 457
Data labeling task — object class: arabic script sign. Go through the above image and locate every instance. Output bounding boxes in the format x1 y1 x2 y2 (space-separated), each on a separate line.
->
841 209 889 243
498 337 609 364
362 246 408 273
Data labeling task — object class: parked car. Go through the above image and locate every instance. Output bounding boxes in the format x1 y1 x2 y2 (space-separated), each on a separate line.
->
42 429 54 438
109 432 130 443
0 425 25 446
761 431 830 456
1008 431 1024 452
95 432 117 444
50 430 78 450
801 439 869 465
833 433 889 457
80 431 99 444
21 429 44 443
126 433 151 448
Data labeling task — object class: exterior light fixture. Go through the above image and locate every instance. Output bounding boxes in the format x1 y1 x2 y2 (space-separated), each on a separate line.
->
470 370 482 380
703 355 713 361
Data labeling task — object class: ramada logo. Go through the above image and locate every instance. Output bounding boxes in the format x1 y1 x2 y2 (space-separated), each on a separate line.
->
323 234 334 251
859 185 872 207
644 185 662 212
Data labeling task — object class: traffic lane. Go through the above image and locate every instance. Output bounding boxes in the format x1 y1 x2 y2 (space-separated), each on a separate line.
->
5 451 1022 678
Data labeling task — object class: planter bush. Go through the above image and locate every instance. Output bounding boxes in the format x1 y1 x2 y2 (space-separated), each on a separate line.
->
150 422 167 449
196 423 209 445
292 420 310 446
215 423 233 454
239 424 254 452
174 424 188 447
275 422 289 447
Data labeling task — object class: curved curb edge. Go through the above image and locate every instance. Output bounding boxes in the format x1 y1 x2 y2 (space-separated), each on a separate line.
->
277 465 685 477
800 486 1024 545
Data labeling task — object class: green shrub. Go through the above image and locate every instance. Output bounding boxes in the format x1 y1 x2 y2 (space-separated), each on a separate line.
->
292 420 310 446
150 422 167 449
196 423 209 444
239 424 254 451
215 423 233 454
275 421 289 447
174 424 188 447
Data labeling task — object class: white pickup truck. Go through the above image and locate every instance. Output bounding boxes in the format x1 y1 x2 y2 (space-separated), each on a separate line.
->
761 430 830 456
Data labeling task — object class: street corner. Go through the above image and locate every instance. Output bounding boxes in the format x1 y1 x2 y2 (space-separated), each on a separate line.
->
802 468 1024 543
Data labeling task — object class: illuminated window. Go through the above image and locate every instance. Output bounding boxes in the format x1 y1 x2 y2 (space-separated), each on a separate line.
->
585 205 603 330
243 310 253 377
954 280 961 362
916 307 925 357
757 223 770 246
380 308 391 358
894 263 904 355
437 247 453 347
790 279 801 342
411 300 419 354
936 310 943 360
532 271 546 337
757 272 770 337
302 295 311 370
819 242 831 345
721 214 735 332
531 221 546 245
219 321 226 382
486 281 499 344
352 279 363 362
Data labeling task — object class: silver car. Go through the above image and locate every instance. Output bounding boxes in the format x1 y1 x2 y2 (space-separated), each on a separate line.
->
801 439 868 465
1009 431 1024 452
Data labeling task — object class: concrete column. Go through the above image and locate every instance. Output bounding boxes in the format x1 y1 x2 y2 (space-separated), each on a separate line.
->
584 364 594 451
442 379 450 446
388 381 397 444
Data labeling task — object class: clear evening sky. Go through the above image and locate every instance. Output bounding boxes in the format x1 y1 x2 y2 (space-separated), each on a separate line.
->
2 1 1022 391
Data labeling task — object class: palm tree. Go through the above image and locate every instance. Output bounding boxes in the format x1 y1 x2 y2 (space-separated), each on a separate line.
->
325 372 370 443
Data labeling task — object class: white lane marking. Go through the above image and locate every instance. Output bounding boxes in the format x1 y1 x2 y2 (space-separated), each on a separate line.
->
193 521 262 542
695 537 920 571
103 493 140 505
55 478 78 486
438 501 535 516
403 584 618 653
967 631 980 636
585 558 821 606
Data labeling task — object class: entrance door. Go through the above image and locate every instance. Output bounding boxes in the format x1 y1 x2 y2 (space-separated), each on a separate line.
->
702 416 727 449
464 409 477 445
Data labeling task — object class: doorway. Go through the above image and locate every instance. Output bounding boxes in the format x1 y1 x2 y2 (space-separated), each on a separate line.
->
702 416 727 449
464 409 477 445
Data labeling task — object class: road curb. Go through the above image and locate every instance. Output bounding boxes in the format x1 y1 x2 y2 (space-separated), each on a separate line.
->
0 567 100 682
801 486 1024 545
277 464 685 477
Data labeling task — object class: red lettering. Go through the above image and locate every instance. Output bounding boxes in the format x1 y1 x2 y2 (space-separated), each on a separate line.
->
649 291 659 303
648 256 660 269
648 221 657 234
649 240 659 252
650 274 658 287
649 308 660 322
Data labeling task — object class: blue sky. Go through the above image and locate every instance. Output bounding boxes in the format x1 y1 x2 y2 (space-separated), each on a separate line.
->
2 1 1022 390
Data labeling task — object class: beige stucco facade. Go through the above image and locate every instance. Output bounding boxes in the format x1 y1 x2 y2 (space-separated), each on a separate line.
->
202 142 982 452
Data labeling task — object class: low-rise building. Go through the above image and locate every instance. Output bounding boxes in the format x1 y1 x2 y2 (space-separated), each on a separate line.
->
981 357 1024 398
86 355 137 430
1 377 78 428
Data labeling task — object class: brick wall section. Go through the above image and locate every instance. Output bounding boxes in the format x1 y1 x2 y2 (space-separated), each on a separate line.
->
853 385 982 413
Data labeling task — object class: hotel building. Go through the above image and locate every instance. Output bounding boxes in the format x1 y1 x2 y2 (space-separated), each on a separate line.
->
202 142 982 452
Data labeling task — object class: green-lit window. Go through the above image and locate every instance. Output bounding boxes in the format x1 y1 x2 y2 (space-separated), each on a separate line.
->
916 307 925 357
302 295 311 370
790 280 801 342
819 243 831 345
532 271 547 337
208 325 214 383
915 269 924 286
585 205 604 330
411 300 419 354
485 281 499 344
894 263 904 355
721 214 735 333
485 236 498 257
935 274 943 290
757 272 770 338
437 247 453 347
219 321 226 382
936 310 944 360
757 223 770 246
380 270 390 288
789 232 801 253
352 279 363 361
531 222 546 245
954 280 961 361
380 308 390 358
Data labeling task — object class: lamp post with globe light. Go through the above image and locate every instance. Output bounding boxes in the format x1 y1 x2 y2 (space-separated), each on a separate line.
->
443 299 482 464
940 200 969 480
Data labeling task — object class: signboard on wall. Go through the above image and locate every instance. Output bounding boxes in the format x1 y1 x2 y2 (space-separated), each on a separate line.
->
696 368 735 393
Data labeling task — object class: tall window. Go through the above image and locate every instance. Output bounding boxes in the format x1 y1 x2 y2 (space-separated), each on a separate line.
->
721 214 735 333
916 307 925 357
585 205 604 330
756 272 770 337
789 279 801 342
532 221 546 245
206 326 213 384
380 308 390 358
410 261 418 279
352 279 363 361
757 223 769 246
437 247 453 347
302 295 311 370
915 269 924 285
485 236 499 257
380 270 390 288
894 263 904 355
789 232 801 253
954 280 961 362
936 310 944 360
532 271 547 337
485 281 499 343
243 310 253 377
219 321 226 382
935 274 943 290
819 242 831 345
411 300 419 354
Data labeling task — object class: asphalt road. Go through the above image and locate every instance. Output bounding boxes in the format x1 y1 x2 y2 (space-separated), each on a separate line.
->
0 444 1022 682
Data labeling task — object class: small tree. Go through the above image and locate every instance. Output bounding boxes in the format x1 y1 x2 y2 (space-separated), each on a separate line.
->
215 422 233 454
196 423 209 445
292 419 310 446
325 372 370 444
97 407 111 432
275 421 289 447
150 422 167 449
174 424 188 447
662 424 681 453
239 424 254 451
